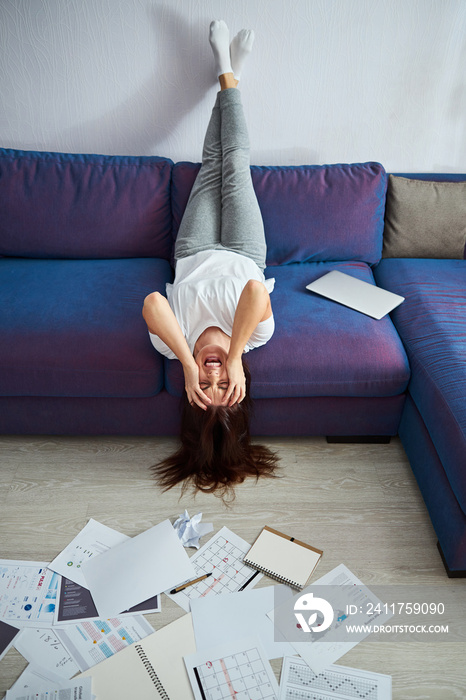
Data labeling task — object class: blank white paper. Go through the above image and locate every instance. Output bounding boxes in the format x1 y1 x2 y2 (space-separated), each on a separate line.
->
81 519 195 618
191 586 295 660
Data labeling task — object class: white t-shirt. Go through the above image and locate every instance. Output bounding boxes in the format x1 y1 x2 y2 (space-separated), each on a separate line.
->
149 249 275 360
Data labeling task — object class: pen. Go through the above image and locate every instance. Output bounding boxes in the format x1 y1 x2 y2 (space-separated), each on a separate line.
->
238 570 260 591
170 572 212 594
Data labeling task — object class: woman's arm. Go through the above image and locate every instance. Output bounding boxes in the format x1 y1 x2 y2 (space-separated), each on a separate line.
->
224 280 272 406
142 292 211 409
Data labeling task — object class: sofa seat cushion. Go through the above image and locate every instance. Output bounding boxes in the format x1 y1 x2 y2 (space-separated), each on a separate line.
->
374 258 466 514
165 261 410 399
0 258 172 397
172 162 387 266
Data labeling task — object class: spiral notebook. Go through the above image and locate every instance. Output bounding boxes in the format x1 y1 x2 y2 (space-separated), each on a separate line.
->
243 526 323 590
77 614 196 699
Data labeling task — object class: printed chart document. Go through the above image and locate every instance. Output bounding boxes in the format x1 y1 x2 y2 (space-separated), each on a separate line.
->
0 560 59 626
49 518 129 588
166 526 263 612
184 635 279 700
81 519 195 618
191 586 294 660
54 576 160 625
271 564 393 675
77 613 197 699
55 615 154 671
279 656 392 700
5 676 93 700
14 627 80 679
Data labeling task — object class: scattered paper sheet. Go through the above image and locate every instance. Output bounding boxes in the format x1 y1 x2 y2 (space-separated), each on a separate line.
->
14 627 80 679
270 564 394 675
0 619 20 662
5 676 93 700
191 585 295 660
53 575 160 625
81 519 195 618
173 510 214 548
0 560 60 627
48 518 129 588
55 615 154 671
279 656 392 700
7 665 65 695
166 526 263 612
184 634 279 700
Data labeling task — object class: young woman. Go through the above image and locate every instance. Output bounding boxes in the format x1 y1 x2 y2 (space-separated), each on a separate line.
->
143 21 279 499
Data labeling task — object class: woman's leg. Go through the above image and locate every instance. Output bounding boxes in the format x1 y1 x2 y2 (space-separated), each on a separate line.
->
175 21 266 269
218 87 267 270
175 21 241 261
174 91 223 261
175 21 234 261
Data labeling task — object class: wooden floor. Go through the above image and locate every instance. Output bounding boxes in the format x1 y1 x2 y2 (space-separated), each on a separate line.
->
0 435 465 699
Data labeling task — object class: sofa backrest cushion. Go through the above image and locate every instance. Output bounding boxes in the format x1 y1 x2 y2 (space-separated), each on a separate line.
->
172 161 387 265
0 148 173 259
383 173 466 259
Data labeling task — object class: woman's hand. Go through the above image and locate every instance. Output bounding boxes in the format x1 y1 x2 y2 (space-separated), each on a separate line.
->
224 356 246 407
183 362 212 410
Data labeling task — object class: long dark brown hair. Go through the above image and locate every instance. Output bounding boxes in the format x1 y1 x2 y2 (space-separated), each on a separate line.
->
152 362 279 501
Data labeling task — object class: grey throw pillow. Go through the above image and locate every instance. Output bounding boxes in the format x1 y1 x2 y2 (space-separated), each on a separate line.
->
382 175 466 258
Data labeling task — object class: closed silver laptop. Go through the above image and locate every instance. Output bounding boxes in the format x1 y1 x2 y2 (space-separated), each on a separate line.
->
306 270 405 320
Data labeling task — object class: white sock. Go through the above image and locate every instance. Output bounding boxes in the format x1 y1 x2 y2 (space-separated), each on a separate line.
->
209 20 233 77
230 29 254 80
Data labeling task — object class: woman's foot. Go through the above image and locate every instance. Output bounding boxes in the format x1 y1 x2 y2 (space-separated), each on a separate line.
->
230 29 254 81
209 20 233 77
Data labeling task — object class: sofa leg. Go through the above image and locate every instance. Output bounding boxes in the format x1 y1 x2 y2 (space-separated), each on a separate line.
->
437 541 466 578
326 436 391 444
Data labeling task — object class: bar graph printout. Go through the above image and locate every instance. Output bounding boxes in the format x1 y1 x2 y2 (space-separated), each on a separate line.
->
279 656 392 700
0 560 59 626
185 635 279 700
166 526 263 612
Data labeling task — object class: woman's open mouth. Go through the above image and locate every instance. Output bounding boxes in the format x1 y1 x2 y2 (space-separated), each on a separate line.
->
204 356 222 367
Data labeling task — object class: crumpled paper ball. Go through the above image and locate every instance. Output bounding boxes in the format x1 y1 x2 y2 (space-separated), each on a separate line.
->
172 510 214 548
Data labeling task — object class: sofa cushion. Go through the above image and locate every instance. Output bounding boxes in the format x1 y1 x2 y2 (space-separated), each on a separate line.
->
383 175 466 259
374 258 466 514
0 149 173 259
164 260 410 399
172 162 387 266
0 258 172 397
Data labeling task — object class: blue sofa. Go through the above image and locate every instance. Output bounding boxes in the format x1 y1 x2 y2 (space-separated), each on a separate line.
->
0 148 464 575
373 172 466 576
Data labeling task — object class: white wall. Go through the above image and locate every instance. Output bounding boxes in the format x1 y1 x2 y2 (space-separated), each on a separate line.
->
1 0 465 171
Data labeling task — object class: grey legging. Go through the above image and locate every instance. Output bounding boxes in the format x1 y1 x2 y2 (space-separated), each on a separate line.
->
174 88 267 271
